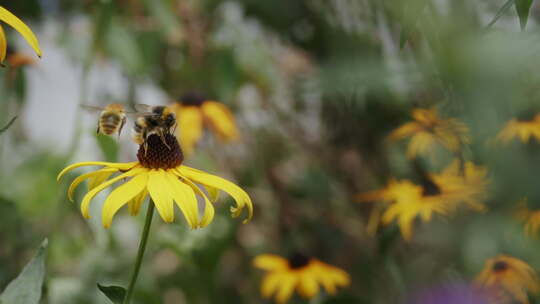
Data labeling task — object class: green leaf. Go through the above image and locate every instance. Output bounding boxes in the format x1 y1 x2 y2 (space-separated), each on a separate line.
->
0 116 17 135
0 239 47 304
94 133 119 162
97 284 126 304
515 0 534 30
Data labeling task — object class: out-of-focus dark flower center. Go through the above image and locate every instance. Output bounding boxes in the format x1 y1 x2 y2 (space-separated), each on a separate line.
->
421 176 441 197
516 111 537 122
179 92 207 107
288 253 311 269
137 134 184 169
492 261 508 273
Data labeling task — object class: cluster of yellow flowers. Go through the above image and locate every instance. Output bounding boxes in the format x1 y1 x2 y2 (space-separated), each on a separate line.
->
359 106 540 303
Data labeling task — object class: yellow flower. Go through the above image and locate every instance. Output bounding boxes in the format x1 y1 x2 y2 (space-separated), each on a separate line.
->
390 107 469 158
497 114 540 144
357 160 488 240
57 134 253 228
516 200 540 237
0 6 41 64
253 254 350 304
476 255 540 304
170 92 239 156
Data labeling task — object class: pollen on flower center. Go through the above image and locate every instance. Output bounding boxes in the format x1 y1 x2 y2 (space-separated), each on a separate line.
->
137 134 184 169
288 253 310 269
493 261 508 273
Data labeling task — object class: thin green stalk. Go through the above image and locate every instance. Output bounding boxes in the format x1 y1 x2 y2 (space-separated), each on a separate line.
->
123 202 155 304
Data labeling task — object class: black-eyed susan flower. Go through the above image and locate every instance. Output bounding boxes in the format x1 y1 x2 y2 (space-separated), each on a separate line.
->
497 114 540 144
390 107 469 158
170 92 239 156
357 160 488 240
0 6 41 64
57 133 252 228
516 200 540 237
253 253 350 304
476 255 540 304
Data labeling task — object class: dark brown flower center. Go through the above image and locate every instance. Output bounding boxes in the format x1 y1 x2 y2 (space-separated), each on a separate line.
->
421 176 441 197
137 134 184 169
516 111 537 122
492 261 508 273
288 253 311 269
179 92 207 107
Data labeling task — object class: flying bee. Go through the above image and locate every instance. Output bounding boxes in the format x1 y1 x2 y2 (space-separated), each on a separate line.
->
82 103 127 137
132 104 177 152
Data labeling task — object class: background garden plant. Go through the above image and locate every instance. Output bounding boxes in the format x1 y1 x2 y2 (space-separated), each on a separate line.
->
4 0 540 303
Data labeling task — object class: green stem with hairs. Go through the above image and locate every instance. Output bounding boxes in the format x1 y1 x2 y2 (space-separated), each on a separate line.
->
123 202 155 304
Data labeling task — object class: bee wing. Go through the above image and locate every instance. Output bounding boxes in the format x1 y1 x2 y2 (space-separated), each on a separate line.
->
133 104 154 113
81 104 105 112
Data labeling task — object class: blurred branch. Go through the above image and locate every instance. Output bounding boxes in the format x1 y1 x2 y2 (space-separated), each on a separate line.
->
0 116 17 135
486 0 515 28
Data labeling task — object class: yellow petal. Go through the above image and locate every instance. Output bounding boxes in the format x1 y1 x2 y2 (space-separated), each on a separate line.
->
102 173 148 228
201 101 239 141
275 274 297 304
67 168 117 201
177 174 215 227
163 172 199 228
298 274 319 299
0 7 41 57
253 254 288 271
88 169 116 190
57 161 138 181
80 168 145 219
177 106 203 156
179 166 253 223
261 273 284 298
128 190 148 216
147 170 175 223
0 26 6 63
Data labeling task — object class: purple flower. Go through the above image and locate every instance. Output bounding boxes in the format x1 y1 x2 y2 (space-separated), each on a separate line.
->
409 283 490 304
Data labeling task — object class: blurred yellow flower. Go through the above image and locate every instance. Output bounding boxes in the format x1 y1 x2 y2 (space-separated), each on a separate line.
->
57 134 252 228
253 253 350 304
170 92 239 156
0 6 41 64
357 160 488 240
389 107 469 158
497 114 540 144
516 200 540 237
476 255 540 304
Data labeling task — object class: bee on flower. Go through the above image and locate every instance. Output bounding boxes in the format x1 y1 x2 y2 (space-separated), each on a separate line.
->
475 255 540 304
57 131 252 229
497 112 540 144
389 107 469 159
169 92 239 156
253 253 350 304
0 6 41 64
357 160 488 240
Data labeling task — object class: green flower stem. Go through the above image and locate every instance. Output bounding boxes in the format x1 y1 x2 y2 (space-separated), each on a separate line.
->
123 202 155 304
